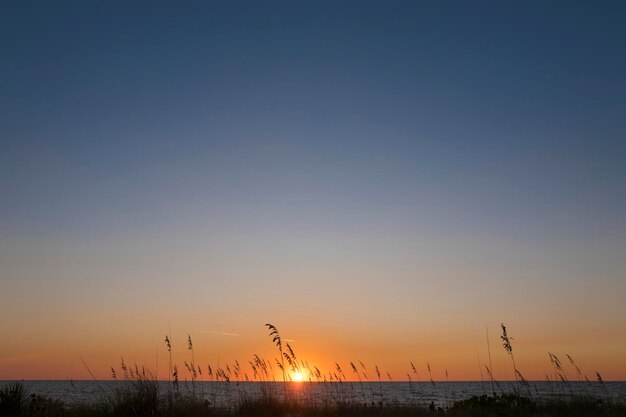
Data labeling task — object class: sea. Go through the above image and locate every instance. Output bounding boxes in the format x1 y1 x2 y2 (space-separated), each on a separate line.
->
4 380 626 408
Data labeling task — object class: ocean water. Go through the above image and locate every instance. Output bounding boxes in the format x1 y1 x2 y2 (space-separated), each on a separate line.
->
5 380 626 408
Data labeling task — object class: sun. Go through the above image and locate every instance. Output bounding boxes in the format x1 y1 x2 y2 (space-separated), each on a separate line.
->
292 371 304 382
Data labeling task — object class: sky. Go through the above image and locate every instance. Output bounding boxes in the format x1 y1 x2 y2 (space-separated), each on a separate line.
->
1 1 625 381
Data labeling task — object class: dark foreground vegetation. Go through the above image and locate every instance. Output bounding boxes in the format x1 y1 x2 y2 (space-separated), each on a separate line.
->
2 380 625 417
3 323 624 416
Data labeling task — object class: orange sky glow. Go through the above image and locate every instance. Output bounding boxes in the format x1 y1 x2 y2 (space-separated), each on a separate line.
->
2 317 625 381
2 1 626 385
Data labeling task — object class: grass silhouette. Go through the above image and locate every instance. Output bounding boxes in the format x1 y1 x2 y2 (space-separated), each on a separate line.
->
1 322 623 416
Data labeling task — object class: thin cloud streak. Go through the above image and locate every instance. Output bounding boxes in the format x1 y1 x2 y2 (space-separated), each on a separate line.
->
198 330 245 338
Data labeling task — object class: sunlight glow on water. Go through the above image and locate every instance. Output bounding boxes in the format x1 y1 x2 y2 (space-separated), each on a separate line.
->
9 381 626 408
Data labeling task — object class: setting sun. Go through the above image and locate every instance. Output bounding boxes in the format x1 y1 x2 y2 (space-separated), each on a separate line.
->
2 2 626 416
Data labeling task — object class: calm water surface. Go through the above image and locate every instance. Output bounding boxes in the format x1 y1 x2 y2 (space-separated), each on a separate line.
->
5 380 626 408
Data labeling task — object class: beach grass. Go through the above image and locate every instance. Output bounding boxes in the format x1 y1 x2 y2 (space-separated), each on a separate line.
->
2 323 624 416
2 382 626 417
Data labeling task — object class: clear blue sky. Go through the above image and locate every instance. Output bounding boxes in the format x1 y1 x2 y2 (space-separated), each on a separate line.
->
1 1 625 380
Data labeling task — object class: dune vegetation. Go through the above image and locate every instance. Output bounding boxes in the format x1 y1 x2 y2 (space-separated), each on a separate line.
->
1 323 624 417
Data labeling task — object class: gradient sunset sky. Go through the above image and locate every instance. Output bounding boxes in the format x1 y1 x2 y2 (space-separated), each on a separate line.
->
1 1 626 381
